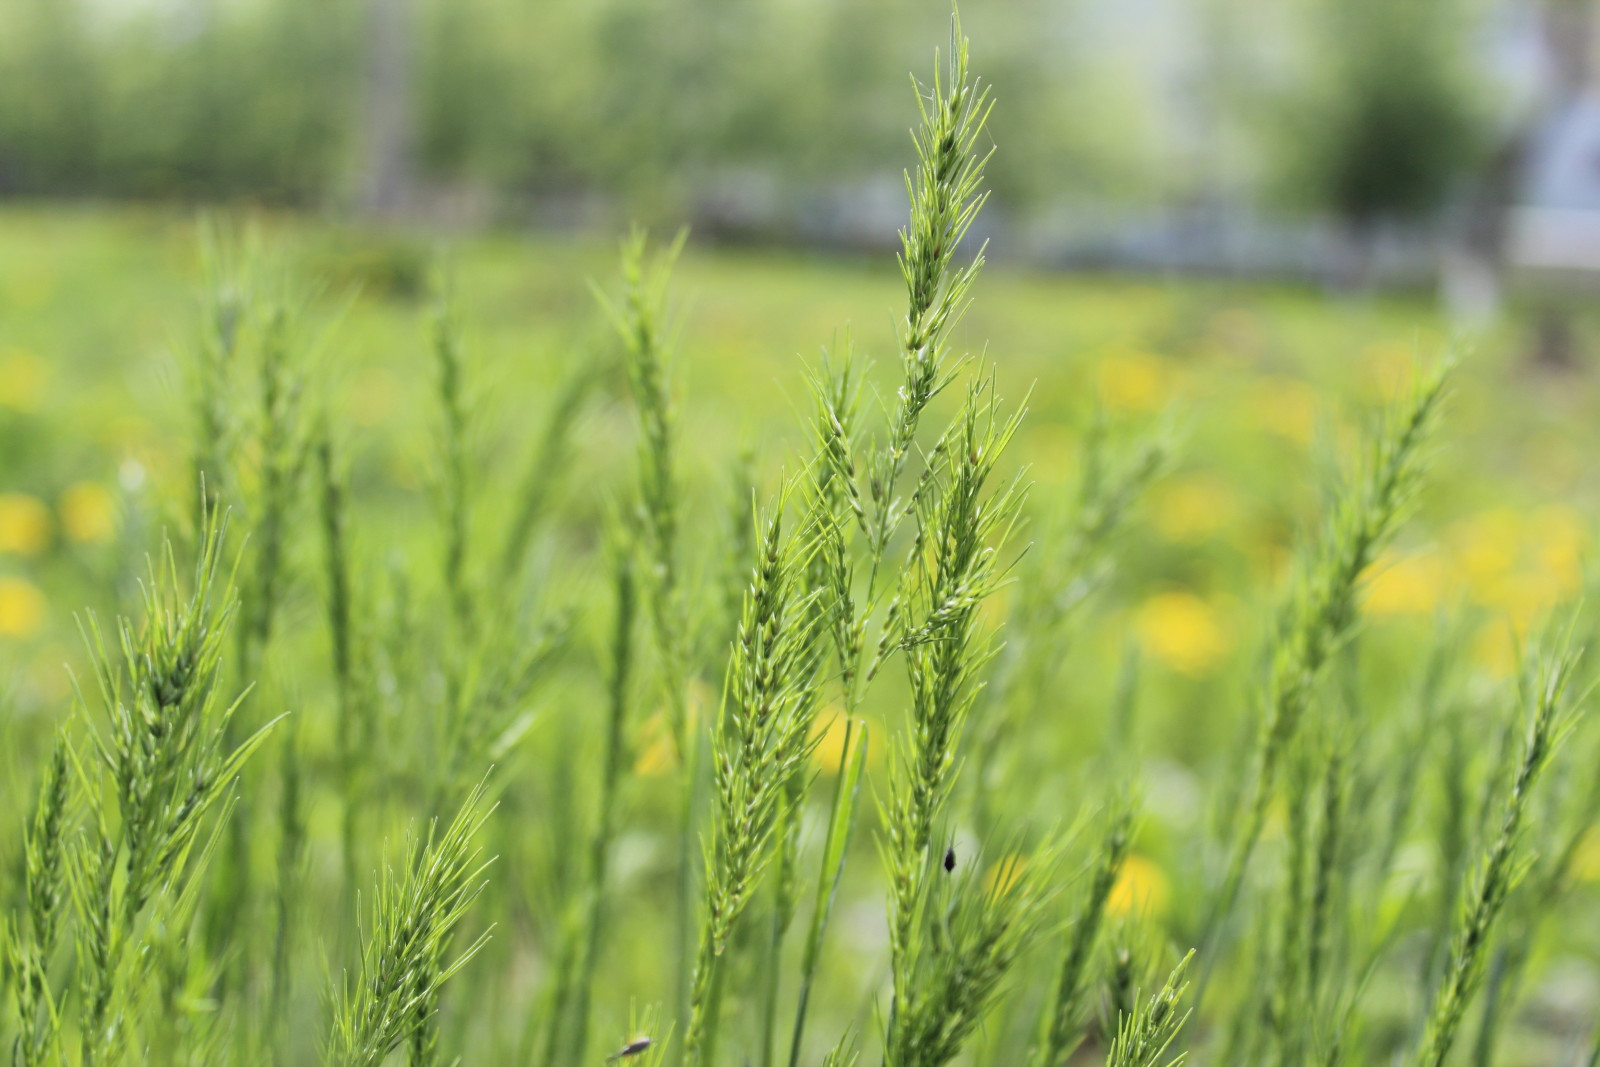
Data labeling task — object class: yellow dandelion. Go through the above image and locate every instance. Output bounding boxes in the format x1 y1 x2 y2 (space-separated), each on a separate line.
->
1107 853 1170 919
0 576 46 637
1246 376 1318 446
1448 509 1521 599
810 710 861 775
0 348 48 412
1570 827 1600 883
983 853 1028 896
59 482 117 544
1134 591 1231 677
1528 504 1588 597
1150 474 1240 543
633 715 679 778
1364 549 1446 617
1097 350 1172 414
0 493 51 556
1490 570 1566 632
684 678 713 733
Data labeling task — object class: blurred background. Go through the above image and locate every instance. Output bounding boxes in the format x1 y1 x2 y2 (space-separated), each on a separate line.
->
7 0 1600 314
5 3 1600 1061
4 0 1600 718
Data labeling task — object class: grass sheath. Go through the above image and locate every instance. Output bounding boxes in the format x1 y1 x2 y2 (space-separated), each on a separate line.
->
786 719 869 1067
565 536 639 1066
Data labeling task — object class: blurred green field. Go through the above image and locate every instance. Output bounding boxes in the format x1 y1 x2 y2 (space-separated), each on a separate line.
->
5 206 1594 688
3 206 1600 1065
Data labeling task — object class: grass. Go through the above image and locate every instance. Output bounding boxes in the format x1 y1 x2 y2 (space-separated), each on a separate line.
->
2 15 1600 1067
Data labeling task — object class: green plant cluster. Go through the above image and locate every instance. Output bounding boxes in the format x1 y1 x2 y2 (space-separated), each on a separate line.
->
2 16 1598 1067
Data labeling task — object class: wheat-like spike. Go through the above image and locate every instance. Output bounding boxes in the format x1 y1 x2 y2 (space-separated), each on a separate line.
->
1106 952 1195 1067
866 10 994 583
1213 359 1452 940
329 781 497 1067
1413 628 1585 1067
684 487 825 1067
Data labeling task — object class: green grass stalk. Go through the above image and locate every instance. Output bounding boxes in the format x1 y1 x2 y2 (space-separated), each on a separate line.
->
683 496 822 1067
1032 800 1135 1067
1412 630 1585 1067
786 719 869 1067
566 538 638 1065
1208 361 1451 965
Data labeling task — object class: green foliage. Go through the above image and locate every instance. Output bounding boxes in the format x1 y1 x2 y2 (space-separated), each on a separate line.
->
1413 630 1586 1067
1106 951 1194 1067
3 14 1599 1067
1284 0 1487 228
685 492 824 1067
328 781 495 1067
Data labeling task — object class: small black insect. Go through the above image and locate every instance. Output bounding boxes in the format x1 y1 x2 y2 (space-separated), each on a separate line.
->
607 1037 653 1061
943 844 956 872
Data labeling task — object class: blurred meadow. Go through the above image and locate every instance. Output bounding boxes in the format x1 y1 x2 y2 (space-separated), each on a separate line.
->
5 1 1600 1066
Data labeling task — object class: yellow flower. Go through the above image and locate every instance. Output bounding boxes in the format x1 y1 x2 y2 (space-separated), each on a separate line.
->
0 348 48 412
1107 853 1170 918
1365 549 1446 617
810 710 862 775
1528 504 1588 597
1571 827 1600 883
1150 474 1240 543
1447 509 1521 599
983 853 1028 896
59 482 117 544
1134 591 1231 676
1246 376 1318 446
1490 570 1566 632
1098 350 1172 414
0 494 51 556
0 576 45 637
633 715 679 778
